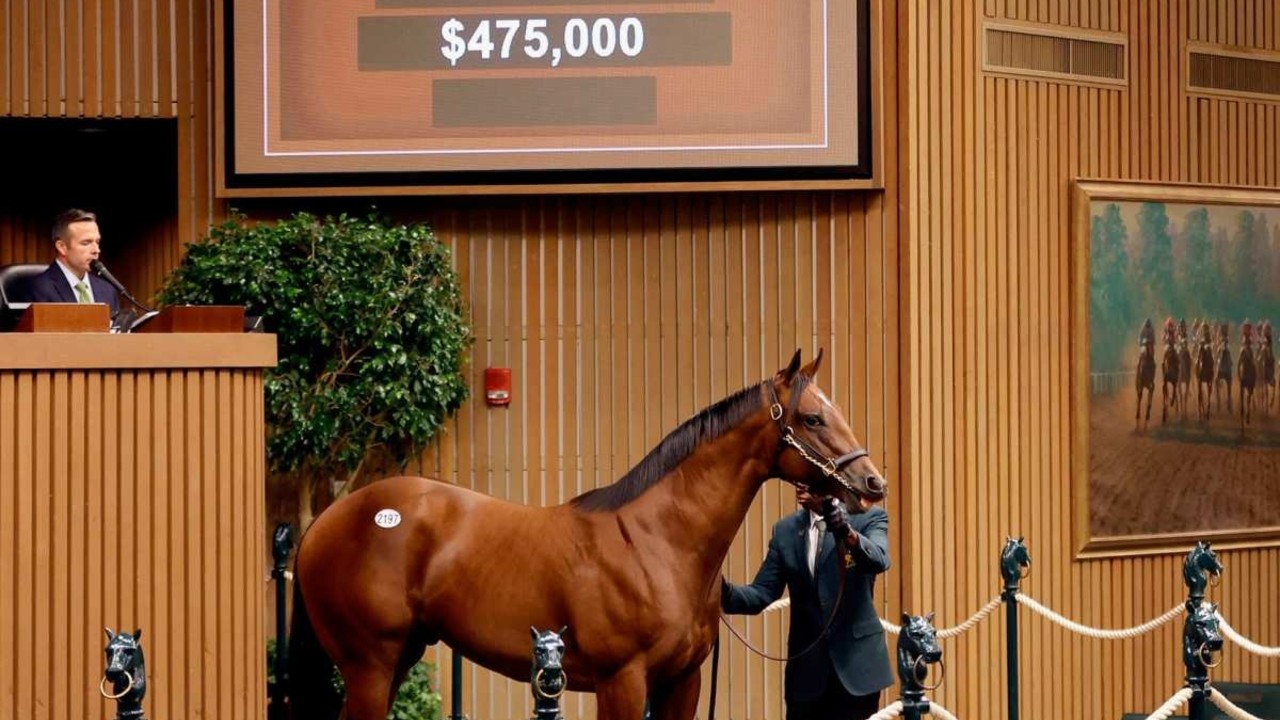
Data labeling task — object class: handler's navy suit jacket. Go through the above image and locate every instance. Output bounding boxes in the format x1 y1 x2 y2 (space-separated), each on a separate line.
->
19 262 120 315
723 505 893 700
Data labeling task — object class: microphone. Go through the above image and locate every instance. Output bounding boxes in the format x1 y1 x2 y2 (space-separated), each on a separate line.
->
90 259 153 312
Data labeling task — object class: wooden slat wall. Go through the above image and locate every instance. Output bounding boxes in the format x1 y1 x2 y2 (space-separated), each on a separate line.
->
905 1 1280 719
0 0 220 301
0 367 266 720
396 192 902 720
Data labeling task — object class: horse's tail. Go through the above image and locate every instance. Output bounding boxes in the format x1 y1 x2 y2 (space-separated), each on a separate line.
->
288 572 343 720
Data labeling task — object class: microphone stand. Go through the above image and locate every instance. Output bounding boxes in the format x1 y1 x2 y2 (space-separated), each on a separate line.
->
90 260 153 332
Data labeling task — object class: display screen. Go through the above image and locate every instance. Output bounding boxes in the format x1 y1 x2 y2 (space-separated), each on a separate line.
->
223 0 871 189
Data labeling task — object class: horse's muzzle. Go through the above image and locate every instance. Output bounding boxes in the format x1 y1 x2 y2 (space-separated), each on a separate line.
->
843 470 888 503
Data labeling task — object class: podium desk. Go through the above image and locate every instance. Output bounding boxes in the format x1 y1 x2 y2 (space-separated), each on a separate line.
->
0 333 276 720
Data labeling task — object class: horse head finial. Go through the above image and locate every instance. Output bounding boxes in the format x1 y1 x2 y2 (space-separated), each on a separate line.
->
101 627 148 719
1000 536 1031 590
1183 541 1223 602
896 613 944 698
529 626 568 719
1182 601 1223 683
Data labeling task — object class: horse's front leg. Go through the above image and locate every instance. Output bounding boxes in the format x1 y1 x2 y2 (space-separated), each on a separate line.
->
650 666 702 720
595 663 650 720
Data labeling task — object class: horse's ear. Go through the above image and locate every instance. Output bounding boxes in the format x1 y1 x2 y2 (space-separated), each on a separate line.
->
134 629 142 640
558 625 569 637
530 626 539 641
901 612 911 624
105 627 116 640
925 611 935 624
800 347 824 379
776 349 803 385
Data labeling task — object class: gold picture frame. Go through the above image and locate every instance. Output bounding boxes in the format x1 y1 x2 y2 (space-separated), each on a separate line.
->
1072 180 1280 559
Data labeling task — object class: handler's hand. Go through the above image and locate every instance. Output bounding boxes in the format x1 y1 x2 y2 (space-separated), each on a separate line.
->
820 498 851 540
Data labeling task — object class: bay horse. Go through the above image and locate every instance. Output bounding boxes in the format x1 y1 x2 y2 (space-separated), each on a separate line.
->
288 350 887 720
1161 339 1180 423
1136 338 1156 426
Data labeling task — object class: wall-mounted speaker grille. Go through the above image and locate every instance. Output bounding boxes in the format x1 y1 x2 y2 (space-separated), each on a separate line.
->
1189 48 1280 100
984 24 1126 85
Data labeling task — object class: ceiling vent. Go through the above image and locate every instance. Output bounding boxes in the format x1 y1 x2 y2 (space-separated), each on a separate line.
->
984 22 1126 86
1188 43 1280 102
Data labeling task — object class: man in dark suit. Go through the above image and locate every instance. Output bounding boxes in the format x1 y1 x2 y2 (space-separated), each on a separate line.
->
18 208 119 315
722 484 892 720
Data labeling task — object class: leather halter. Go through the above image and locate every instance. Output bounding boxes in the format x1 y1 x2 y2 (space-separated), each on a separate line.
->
766 378 869 497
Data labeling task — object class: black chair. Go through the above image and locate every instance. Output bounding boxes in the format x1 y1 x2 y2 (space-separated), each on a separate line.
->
0 263 46 307
0 263 46 329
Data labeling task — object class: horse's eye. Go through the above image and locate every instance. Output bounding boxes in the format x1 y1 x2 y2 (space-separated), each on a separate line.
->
802 413 823 428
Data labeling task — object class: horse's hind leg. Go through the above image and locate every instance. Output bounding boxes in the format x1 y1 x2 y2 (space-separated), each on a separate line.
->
340 662 398 720
651 668 702 720
387 631 431 710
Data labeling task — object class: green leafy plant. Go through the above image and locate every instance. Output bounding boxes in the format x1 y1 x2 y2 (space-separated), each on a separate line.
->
160 210 471 525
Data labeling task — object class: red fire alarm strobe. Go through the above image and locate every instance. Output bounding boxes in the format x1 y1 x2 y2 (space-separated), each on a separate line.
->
484 367 513 407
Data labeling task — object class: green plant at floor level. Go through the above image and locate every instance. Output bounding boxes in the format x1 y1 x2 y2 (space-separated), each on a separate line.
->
159 210 471 528
387 662 444 720
268 640 442 720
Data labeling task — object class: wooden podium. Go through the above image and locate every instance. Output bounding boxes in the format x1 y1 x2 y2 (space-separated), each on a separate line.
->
132 305 246 333
0 323 276 720
13 303 111 332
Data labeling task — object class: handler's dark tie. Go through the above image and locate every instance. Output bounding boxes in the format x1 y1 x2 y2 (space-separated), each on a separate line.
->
808 519 826 576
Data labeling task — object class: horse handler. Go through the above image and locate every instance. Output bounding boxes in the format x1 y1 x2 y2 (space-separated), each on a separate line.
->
721 483 893 720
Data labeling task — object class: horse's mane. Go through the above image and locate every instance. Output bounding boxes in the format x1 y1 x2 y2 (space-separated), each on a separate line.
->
569 382 766 511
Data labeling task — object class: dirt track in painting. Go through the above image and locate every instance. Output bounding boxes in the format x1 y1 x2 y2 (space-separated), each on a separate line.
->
1089 389 1280 537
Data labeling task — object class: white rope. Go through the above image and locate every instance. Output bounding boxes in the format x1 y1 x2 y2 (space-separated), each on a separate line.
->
1216 612 1280 657
937 597 1003 639
1016 594 1185 639
1143 688 1193 720
925 700 961 720
866 701 904 720
764 596 1000 639
1209 687 1268 720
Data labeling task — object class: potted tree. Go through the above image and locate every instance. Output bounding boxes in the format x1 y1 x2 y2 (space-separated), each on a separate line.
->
159 210 472 528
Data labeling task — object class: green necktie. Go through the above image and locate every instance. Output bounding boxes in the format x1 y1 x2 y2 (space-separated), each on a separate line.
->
74 281 91 303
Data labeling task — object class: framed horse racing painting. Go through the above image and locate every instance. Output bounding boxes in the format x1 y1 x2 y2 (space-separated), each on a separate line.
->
1071 181 1280 558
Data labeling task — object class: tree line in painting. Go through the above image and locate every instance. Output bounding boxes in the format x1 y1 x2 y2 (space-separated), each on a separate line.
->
1090 201 1280 373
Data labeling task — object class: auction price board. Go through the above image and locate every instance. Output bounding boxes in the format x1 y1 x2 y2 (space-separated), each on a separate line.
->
226 0 869 181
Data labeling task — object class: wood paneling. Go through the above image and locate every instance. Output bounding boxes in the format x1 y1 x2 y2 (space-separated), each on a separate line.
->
904 1 1280 719
0 343 269 720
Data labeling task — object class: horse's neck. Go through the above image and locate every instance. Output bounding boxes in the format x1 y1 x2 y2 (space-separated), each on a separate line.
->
626 420 776 572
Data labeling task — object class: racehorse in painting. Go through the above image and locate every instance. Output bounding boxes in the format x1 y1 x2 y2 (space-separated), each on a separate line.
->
288 350 888 720
1259 321 1276 416
1136 336 1156 426
1161 334 1180 423
1194 324 1216 421
1238 323 1257 425
1214 323 1233 413
1176 321 1192 414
